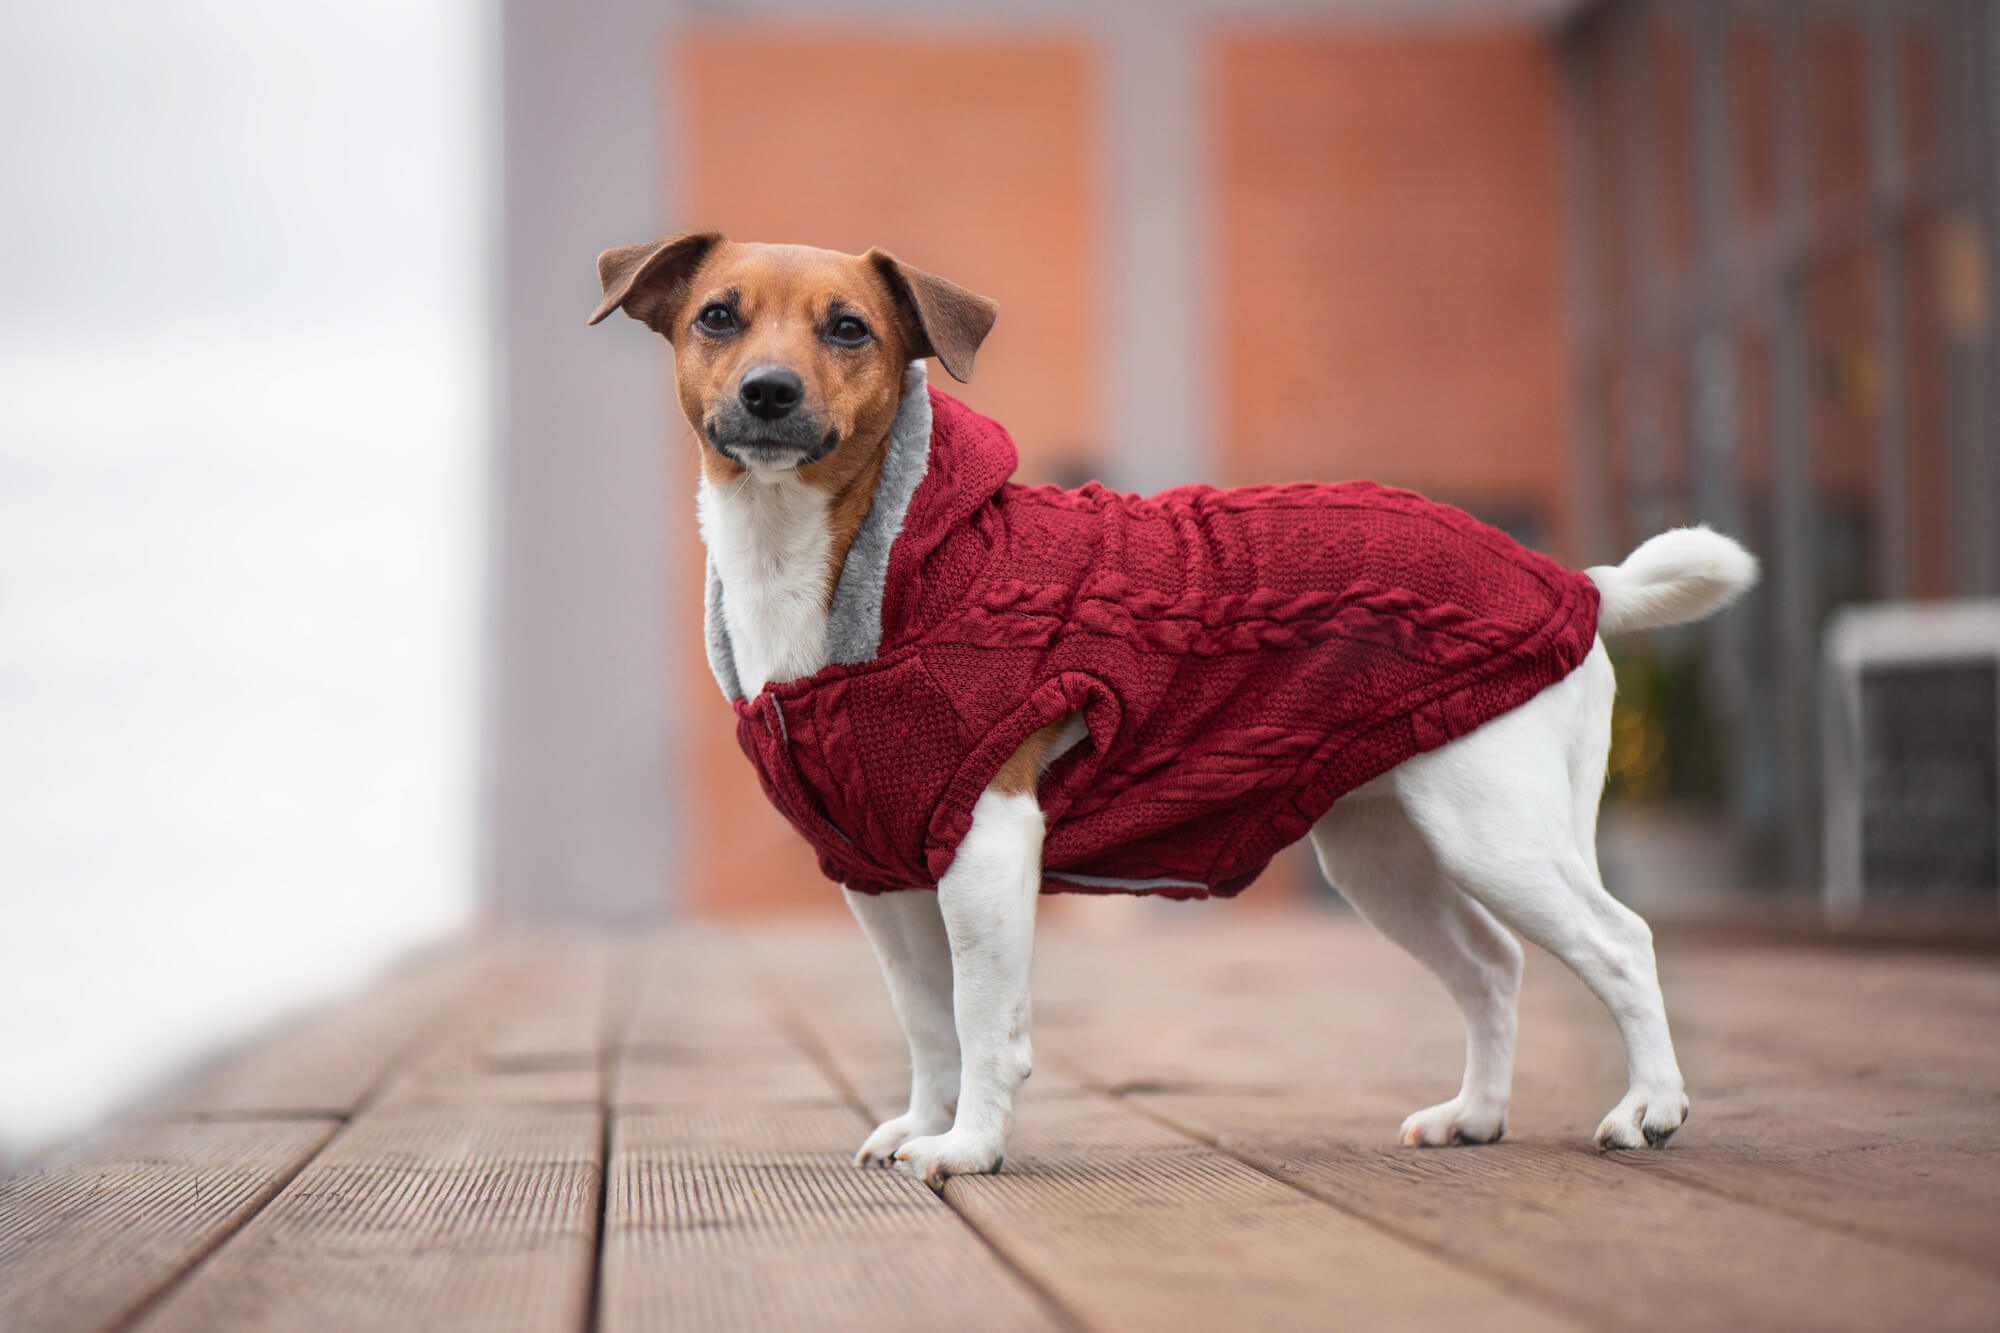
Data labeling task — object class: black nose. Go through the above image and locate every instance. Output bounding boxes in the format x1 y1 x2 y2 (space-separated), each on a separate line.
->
739 365 803 421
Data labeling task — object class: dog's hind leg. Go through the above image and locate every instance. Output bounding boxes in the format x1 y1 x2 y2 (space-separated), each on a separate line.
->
1392 644 1689 1150
1312 793 1522 1146
845 886 961 1166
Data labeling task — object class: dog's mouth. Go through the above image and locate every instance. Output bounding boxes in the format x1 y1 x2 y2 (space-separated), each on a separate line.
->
706 418 841 471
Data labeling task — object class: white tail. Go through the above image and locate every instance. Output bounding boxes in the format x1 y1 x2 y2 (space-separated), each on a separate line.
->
1586 526 1759 635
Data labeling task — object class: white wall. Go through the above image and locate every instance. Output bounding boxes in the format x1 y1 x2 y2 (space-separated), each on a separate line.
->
0 0 486 1159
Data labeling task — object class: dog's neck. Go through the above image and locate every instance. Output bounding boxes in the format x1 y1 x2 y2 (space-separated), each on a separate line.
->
699 363 933 700
697 475 837 696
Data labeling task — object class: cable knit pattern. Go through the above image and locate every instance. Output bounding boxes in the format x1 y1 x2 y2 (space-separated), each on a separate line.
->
733 388 1600 900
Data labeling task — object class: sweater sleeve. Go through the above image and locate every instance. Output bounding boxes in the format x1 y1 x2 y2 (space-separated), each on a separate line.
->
920 669 1123 883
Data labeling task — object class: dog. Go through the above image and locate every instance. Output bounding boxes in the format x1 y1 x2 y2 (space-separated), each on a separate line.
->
589 234 1758 1184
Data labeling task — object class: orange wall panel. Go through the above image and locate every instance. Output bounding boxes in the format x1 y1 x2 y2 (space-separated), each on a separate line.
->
677 30 1099 479
1216 34 1570 547
671 30 1100 913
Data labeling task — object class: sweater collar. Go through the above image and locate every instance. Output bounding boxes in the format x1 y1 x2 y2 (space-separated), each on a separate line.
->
704 361 936 702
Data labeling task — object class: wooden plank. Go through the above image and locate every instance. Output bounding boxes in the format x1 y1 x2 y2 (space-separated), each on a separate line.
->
1032 916 1625 1110
1130 1089 2000 1332
603 1106 1064 1333
1660 947 2000 1095
615 927 847 1109
753 924 1582 1331
474 933 620 1068
1043 915 2000 1287
1619 1112 2000 1274
1039 914 2000 1300
158 933 611 1121
611 1056 845 1111
132 1106 601 1333
372 933 619 1112
605 928 1065 1331
621 926 799 1062
374 1059 601 1111
159 946 481 1118
940 1089 1580 1331
1611 1003 2000 1273
38 916 1985 1333
763 914 2000 1328
0 1117 335 1333
132 936 621 1332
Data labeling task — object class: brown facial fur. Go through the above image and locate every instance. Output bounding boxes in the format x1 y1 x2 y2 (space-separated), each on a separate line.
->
593 236 997 607
672 244 918 601
674 247 915 476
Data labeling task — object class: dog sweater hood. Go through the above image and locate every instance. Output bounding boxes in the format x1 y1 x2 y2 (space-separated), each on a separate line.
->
719 370 1600 899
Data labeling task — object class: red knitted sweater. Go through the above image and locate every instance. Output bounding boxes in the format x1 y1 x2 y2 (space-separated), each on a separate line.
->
732 388 1600 899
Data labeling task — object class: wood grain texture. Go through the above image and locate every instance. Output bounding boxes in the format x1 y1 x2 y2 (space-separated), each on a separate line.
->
603 928 1067 1330
373 934 619 1112
614 928 846 1109
751 924 1582 1331
0 1118 335 1333
621 927 798 1061
1133 1090 2000 1332
132 1106 602 1333
159 948 480 1118
14 916 2000 1333
941 1090 1579 1331
1661 947 2000 1095
1608 1069 2000 1273
602 1107 1064 1333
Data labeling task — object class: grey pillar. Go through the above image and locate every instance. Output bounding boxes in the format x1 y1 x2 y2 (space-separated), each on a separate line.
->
1865 3 1912 600
1558 29 1612 565
1772 4 1820 888
1689 0 1753 826
1103 10 1212 493
485 0 684 920
1977 0 2000 595
1617 8 1667 542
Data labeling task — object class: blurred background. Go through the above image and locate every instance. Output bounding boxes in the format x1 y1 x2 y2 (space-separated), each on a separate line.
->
3 0 1996 1157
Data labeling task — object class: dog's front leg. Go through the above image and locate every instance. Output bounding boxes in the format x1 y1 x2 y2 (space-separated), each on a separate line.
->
845 887 961 1165
889 788 1044 1185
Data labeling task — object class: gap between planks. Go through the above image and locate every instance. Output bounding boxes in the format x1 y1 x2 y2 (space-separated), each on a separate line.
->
9 949 497 1333
719 931 1091 1333
1048 1051 1607 1329
742 928 1585 1332
114 934 620 1333
583 937 639 1333
751 916 2000 1332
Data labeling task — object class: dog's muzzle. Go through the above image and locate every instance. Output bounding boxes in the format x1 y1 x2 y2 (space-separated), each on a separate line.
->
707 384 840 468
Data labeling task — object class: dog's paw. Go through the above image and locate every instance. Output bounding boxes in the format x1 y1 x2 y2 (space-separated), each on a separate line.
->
1593 1087 1689 1150
890 1129 1005 1186
854 1110 954 1168
1398 1095 1507 1148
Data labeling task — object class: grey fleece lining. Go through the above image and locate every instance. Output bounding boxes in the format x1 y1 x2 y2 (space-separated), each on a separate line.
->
1043 871 1209 892
704 362 933 701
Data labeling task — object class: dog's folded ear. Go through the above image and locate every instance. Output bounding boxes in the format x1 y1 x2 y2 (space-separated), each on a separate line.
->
866 249 999 384
588 232 724 332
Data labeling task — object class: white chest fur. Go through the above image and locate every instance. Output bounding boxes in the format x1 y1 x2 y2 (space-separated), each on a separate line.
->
698 473 834 696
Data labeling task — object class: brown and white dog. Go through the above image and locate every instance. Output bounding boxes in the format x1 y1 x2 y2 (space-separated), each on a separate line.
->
589 234 1758 1183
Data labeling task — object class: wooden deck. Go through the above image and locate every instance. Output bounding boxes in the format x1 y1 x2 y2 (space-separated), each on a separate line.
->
4 913 1997 1331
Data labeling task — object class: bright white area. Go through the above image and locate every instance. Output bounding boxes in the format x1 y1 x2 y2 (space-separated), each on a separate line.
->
0 0 487 1160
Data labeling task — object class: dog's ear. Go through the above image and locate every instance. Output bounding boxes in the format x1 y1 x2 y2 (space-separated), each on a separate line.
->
865 249 999 383
588 232 724 333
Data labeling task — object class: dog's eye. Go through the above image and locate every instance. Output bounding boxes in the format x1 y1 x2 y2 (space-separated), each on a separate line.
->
829 315 870 346
696 303 736 334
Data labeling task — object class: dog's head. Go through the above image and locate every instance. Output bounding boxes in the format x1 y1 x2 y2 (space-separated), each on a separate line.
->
588 234 997 487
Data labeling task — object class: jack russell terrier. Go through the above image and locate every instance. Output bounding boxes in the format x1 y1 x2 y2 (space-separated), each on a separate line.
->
589 234 1758 1184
